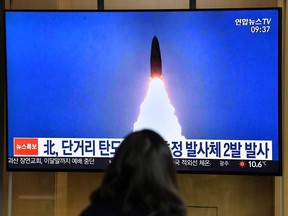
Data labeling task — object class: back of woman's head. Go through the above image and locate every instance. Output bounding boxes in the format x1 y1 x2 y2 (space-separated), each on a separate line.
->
109 129 176 187
91 129 186 216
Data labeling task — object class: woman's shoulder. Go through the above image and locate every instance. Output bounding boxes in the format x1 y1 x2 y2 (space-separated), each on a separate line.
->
80 202 121 216
80 202 149 216
80 202 185 216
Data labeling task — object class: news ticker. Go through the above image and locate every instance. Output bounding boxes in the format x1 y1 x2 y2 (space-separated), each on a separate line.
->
13 137 273 160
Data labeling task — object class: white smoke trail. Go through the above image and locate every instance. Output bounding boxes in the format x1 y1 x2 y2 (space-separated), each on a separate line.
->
134 78 185 140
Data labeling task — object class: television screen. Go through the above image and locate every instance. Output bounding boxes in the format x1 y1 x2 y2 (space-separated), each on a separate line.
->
4 8 282 175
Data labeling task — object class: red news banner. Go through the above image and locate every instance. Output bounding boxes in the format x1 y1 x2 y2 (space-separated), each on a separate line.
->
14 138 38 155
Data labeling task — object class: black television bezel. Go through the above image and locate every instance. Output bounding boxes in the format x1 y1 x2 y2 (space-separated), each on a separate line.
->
3 8 283 176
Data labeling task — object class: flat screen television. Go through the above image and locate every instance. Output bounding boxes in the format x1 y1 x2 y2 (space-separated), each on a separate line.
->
4 8 282 175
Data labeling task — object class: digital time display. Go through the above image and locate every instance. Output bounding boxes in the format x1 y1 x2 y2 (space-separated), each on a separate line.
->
251 26 271 33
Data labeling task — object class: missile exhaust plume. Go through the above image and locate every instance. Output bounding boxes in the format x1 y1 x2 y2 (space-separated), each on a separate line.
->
134 36 185 140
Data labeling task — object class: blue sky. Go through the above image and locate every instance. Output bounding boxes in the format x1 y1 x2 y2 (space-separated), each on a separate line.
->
5 10 280 159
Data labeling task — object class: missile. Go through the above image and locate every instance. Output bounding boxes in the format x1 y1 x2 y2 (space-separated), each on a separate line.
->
150 36 162 79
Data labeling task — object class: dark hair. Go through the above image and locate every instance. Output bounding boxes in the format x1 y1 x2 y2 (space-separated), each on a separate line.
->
90 129 186 216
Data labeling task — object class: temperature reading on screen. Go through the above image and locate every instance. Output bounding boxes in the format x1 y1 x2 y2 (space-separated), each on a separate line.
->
248 161 267 168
